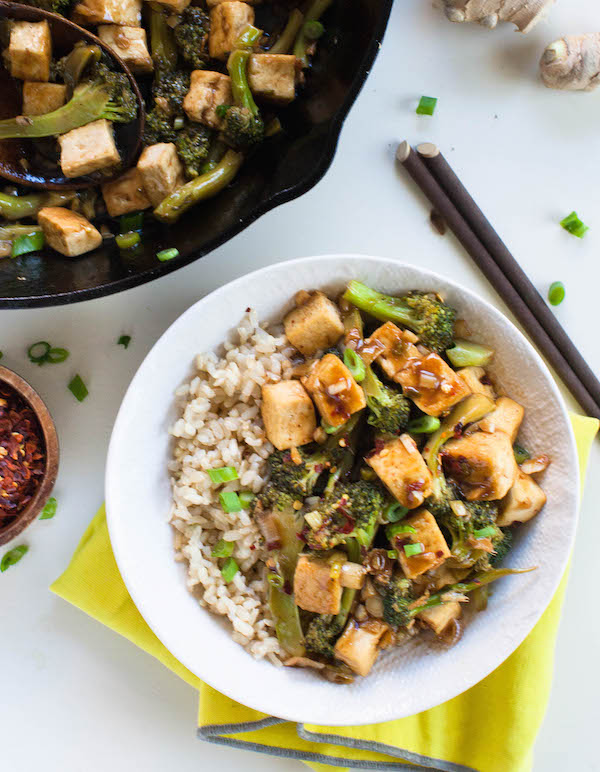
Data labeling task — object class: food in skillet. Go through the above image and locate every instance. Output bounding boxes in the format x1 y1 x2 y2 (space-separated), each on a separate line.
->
0 0 329 258
169 281 549 681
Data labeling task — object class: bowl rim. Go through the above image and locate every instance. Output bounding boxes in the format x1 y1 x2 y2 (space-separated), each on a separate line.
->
0 0 394 309
0 364 59 546
105 254 579 724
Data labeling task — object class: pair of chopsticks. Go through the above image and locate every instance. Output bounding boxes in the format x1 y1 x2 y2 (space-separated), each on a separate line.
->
396 141 600 422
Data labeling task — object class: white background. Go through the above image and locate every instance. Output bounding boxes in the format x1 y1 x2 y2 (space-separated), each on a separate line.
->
1 1 599 770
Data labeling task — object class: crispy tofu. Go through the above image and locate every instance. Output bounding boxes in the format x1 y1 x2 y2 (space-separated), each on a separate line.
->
97 25 153 73
478 397 524 444
366 434 433 509
261 380 316 450
418 601 462 636
293 554 342 615
333 618 388 677
497 470 546 526
137 143 185 208
101 168 150 217
72 0 142 26
183 70 233 129
6 21 51 82
367 322 470 416
248 54 296 104
37 207 102 257
22 82 66 115
457 366 495 400
208 1 254 60
58 119 120 178
284 291 344 357
303 353 366 428
442 431 518 501
397 509 451 579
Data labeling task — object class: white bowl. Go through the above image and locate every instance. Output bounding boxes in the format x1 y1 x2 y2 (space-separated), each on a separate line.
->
106 254 578 726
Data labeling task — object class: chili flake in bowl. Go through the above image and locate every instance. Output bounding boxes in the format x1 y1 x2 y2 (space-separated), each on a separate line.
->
0 366 58 546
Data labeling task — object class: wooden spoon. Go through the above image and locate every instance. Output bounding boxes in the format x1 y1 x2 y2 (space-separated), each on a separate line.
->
0 0 145 189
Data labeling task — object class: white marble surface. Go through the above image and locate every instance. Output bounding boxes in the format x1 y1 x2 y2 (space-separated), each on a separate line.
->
1 1 599 770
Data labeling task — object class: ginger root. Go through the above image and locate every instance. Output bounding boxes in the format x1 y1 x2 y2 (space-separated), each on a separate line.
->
438 0 555 33
540 34 600 91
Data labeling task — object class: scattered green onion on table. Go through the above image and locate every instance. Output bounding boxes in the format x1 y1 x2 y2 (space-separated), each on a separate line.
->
416 96 437 116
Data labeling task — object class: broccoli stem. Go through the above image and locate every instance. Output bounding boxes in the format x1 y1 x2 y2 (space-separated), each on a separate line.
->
269 507 305 656
153 150 244 223
148 2 178 71
0 191 74 221
62 44 102 97
200 139 228 174
269 9 304 54
446 339 494 368
227 50 259 116
343 280 419 329
293 0 332 66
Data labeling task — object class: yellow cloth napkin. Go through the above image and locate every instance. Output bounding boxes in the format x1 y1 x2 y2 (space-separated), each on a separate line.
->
51 415 598 772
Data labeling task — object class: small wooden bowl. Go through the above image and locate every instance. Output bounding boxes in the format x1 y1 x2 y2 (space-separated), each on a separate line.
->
0 365 59 546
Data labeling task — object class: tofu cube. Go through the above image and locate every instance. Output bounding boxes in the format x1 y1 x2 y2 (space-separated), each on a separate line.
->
303 353 366 428
208 2 254 60
397 509 451 579
150 0 190 12
334 619 388 677
418 601 462 636
284 291 344 357
366 434 433 509
58 119 120 178
457 366 495 400
7 21 51 82
293 554 342 615
497 470 546 527
261 380 316 450
478 397 524 444
248 54 296 104
72 0 142 26
183 70 233 129
368 322 470 416
137 143 185 208
97 25 153 74
442 431 518 501
22 82 66 115
37 207 102 257
101 168 150 217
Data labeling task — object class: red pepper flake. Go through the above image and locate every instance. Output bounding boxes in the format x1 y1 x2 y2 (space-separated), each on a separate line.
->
0 383 45 529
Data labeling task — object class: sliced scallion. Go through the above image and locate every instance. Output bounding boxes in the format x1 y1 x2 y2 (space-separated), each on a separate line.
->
1 544 28 572
221 557 239 582
211 538 234 558
68 374 88 402
403 542 424 557
473 526 497 540
117 335 131 349
11 230 45 258
46 347 69 364
267 571 284 588
220 490 242 513
157 247 179 262
560 211 588 239
548 281 565 306
416 96 437 116
115 231 140 251
387 522 417 541
384 501 409 523
387 549 398 560
40 497 57 520
208 466 238 484
407 415 441 434
27 341 51 365
343 347 366 382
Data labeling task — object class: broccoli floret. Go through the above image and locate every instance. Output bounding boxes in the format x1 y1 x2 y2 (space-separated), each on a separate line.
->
379 573 414 629
305 614 345 660
489 528 513 568
143 106 178 146
219 106 264 150
362 365 410 435
175 124 211 178
153 71 190 115
174 7 210 70
343 281 456 353
257 482 296 513
435 493 502 567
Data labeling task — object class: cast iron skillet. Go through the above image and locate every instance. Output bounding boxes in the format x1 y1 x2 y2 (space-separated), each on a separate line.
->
0 0 393 308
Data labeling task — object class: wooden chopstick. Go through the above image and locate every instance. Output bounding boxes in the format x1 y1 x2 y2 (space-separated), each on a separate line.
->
396 141 600 421
416 142 600 409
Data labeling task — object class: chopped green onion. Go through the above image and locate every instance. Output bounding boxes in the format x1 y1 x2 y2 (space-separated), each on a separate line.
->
548 281 565 306
173 116 185 130
11 230 45 258
404 542 424 557
235 23 262 48
355 527 371 547
446 339 494 368
387 549 399 560
208 466 238 484
384 501 409 523
220 490 242 513
115 231 140 251
408 415 441 434
1 544 28 572
513 442 530 465
303 20 324 39
473 526 497 539
46 347 69 364
117 335 131 349
27 341 51 365
416 96 437 116
68 374 88 402
221 557 239 582
119 211 144 233
157 247 179 262
211 538 234 558
267 571 284 588
343 347 366 382
386 522 417 541
40 497 57 520
560 211 588 239
239 491 255 508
